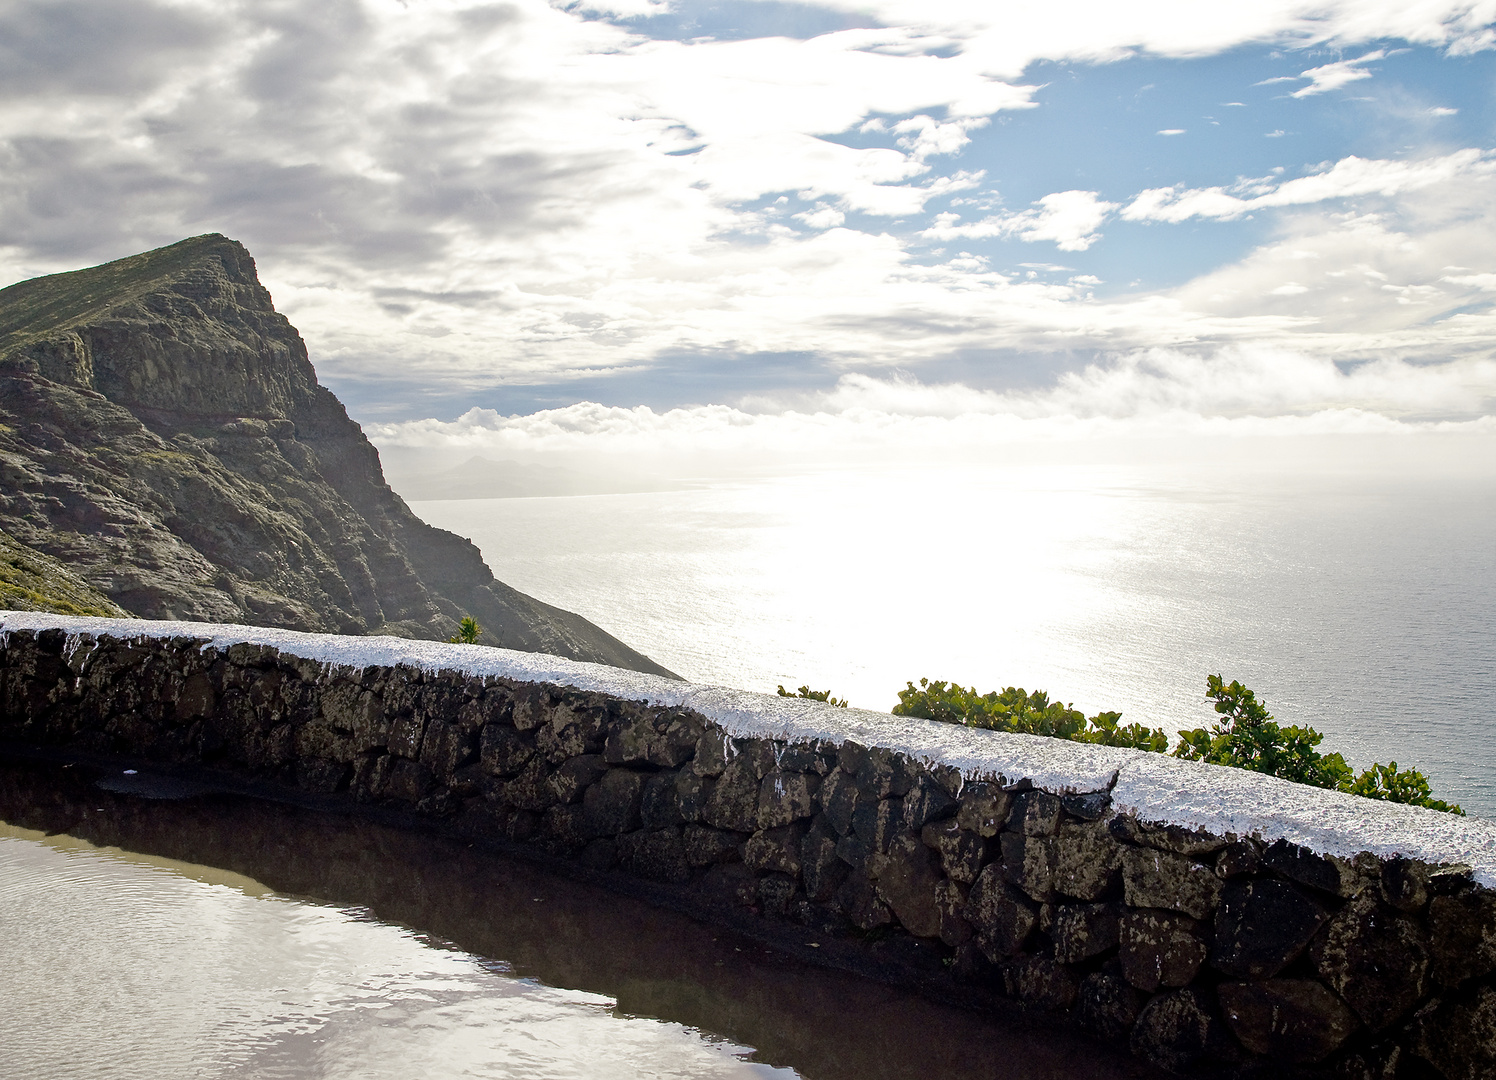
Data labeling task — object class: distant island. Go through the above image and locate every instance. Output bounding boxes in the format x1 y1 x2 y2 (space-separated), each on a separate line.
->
0 234 674 678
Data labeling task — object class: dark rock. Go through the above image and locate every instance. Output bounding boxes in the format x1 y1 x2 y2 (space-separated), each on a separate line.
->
757 768 820 828
1218 979 1359 1063
500 757 559 811
415 715 472 771
780 740 836 774
837 868 893 931
701 756 760 833
541 804 589 853
691 730 730 777
933 879 972 947
579 838 616 869
480 724 533 777
605 710 703 767
927 761 965 799
1428 890 1496 986
868 833 944 939
1263 838 1358 897
857 746 914 798
640 770 685 828
902 771 957 830
920 818 989 885
1411 984 1496 1080
1130 989 1238 1076
744 821 808 876
834 828 871 871
1060 789 1112 821
617 827 691 883
1212 878 1328 979
699 862 759 908
965 864 1038 961
1428 863 1475 895
800 827 848 901
682 824 744 867
1052 903 1122 964
388 712 425 760
1077 972 1145 1041
955 782 1011 837
851 796 905 856
1121 846 1222 920
735 739 778 780
535 706 605 764
816 767 860 835
1120 909 1208 992
1312 892 1429 1029
580 768 645 837
836 740 869 777
1131 821 1228 857
1004 955 1080 1010
1379 857 1430 913
1007 790 1063 836
1052 819 1123 900
1215 840 1263 879
1001 831 1056 902
757 873 798 917
546 753 608 805
673 769 713 822
297 756 350 794
1333 1042 1403 1080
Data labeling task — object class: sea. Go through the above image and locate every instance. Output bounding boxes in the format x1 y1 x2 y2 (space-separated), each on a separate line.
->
409 460 1496 819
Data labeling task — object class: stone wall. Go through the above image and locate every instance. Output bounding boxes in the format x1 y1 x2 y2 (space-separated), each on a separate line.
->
2 620 1493 1079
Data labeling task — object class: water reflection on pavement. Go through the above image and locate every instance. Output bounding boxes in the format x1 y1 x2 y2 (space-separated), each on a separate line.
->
0 760 1162 1080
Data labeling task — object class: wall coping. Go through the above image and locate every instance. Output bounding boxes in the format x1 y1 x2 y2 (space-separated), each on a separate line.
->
4 610 1492 885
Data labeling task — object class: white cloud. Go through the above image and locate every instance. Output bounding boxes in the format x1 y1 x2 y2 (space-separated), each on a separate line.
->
3 0 1496 407
794 205 847 229
1157 128 1187 135
1431 106 1460 115
1122 148 1492 222
367 362 1496 485
922 190 1118 250
1289 49 1385 96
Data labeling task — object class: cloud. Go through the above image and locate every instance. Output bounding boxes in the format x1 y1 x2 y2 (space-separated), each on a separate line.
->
1157 128 1187 135
922 190 1118 250
1289 49 1386 97
1122 148 1492 222
366 360 1496 485
2 0 1496 412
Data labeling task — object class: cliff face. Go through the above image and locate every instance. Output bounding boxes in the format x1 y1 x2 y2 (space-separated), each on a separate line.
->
0 235 675 677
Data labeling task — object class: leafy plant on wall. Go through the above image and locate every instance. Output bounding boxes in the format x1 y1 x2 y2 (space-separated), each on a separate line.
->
886 673 1460 814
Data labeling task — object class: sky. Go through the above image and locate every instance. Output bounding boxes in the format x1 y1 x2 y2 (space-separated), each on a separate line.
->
3 0 1496 474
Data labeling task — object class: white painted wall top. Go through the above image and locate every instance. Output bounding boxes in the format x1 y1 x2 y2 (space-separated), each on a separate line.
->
3 611 1492 886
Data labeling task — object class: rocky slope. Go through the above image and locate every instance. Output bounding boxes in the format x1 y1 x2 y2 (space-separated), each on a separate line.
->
0 235 675 676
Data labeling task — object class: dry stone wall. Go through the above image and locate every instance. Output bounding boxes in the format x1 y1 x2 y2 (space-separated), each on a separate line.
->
2 620 1493 1080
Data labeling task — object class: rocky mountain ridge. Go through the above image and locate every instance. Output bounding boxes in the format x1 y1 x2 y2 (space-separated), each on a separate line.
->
0 234 674 677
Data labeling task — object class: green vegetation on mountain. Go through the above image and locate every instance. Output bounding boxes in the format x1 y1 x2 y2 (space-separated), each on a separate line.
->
0 528 130 618
892 673 1460 813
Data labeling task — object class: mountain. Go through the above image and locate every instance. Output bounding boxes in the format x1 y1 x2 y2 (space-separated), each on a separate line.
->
0 234 676 677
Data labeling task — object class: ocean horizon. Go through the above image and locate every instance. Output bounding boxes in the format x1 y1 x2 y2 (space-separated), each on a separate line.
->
409 459 1496 818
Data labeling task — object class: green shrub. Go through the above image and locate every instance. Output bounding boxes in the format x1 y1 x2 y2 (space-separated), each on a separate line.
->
1178 675 1461 814
895 672 1461 814
778 684 847 708
892 679 1169 751
447 616 482 645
